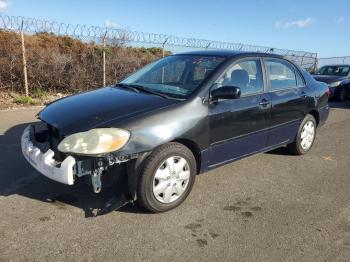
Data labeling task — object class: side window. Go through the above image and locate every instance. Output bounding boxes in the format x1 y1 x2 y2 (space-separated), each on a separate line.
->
214 59 264 96
265 59 297 90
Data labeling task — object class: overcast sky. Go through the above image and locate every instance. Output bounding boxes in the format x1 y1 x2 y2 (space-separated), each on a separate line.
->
1 0 349 57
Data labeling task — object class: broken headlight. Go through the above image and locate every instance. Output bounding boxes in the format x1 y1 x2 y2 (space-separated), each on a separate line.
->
57 128 130 156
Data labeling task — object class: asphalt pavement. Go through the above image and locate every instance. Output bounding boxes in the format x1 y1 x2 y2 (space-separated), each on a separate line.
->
0 101 350 262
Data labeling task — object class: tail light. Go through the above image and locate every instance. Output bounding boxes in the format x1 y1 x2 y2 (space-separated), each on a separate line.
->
326 85 331 97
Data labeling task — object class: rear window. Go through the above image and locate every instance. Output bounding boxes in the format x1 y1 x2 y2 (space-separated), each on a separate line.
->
265 59 298 90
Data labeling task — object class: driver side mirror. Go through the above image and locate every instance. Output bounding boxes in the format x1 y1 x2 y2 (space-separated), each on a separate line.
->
211 86 241 100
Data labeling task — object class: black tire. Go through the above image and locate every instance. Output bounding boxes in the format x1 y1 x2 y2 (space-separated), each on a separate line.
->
287 114 317 155
137 142 196 213
336 87 346 102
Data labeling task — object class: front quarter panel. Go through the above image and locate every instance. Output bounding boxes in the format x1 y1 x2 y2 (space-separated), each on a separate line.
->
110 97 209 158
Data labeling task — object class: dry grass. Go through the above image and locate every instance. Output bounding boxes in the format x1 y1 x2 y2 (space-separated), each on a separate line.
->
0 30 168 95
0 90 71 110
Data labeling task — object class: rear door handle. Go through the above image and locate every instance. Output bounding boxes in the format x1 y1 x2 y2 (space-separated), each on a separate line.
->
259 99 270 106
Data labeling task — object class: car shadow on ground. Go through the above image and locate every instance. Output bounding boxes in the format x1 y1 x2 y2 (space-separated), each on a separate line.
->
0 122 149 218
264 147 292 156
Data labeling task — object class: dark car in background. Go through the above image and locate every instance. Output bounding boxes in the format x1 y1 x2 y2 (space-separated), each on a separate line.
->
21 51 330 213
313 64 350 101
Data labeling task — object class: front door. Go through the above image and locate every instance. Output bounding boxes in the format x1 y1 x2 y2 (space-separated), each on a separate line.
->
208 58 271 168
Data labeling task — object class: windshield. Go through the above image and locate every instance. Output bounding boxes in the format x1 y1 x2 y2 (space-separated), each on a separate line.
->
316 65 350 76
120 55 226 98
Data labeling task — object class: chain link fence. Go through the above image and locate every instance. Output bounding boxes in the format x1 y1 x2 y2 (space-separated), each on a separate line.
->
0 15 318 95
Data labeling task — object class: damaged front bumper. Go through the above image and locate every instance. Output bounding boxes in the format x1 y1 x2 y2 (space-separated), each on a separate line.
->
21 125 76 185
21 124 148 215
21 125 138 189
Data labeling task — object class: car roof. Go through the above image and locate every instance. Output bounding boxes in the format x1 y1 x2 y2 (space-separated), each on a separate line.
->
175 49 284 59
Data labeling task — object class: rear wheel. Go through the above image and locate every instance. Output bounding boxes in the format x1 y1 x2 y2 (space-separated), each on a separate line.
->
287 114 316 155
137 142 196 213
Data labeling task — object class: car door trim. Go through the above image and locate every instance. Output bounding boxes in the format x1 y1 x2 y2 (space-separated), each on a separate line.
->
211 118 301 147
208 139 289 169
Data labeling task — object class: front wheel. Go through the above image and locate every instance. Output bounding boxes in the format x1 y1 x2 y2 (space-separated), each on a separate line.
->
137 142 196 213
287 114 317 155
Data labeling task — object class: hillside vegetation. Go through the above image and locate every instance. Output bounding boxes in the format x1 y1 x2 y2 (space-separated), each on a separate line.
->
0 30 166 95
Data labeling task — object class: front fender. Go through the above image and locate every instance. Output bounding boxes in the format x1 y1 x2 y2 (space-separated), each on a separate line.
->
110 97 209 159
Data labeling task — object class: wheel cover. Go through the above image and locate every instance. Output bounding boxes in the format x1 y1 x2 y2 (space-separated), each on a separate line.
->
300 120 315 150
152 156 190 204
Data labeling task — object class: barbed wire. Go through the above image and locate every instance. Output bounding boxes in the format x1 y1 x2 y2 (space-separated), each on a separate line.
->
0 14 318 61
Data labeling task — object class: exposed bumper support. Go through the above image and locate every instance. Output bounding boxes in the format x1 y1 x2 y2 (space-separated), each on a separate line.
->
21 125 76 185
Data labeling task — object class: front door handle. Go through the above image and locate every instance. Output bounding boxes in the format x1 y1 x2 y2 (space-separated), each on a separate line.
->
259 99 270 106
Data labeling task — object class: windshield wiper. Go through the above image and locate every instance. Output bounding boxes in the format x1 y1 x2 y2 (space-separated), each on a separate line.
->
115 83 141 93
115 83 170 99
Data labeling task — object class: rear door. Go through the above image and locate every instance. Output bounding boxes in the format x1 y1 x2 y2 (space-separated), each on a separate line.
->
263 58 309 147
208 57 271 167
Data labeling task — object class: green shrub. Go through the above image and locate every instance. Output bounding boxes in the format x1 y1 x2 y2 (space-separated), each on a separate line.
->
15 96 37 105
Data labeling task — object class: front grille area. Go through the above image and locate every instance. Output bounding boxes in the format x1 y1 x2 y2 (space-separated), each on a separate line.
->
47 124 65 162
33 122 65 162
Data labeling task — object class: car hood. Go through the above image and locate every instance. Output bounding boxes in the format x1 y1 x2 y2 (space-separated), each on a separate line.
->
39 87 179 135
312 75 346 84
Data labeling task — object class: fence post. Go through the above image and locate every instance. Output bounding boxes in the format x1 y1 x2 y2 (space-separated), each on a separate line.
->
314 54 318 72
161 38 168 83
20 20 29 96
102 31 107 87
300 54 306 68
162 38 168 58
